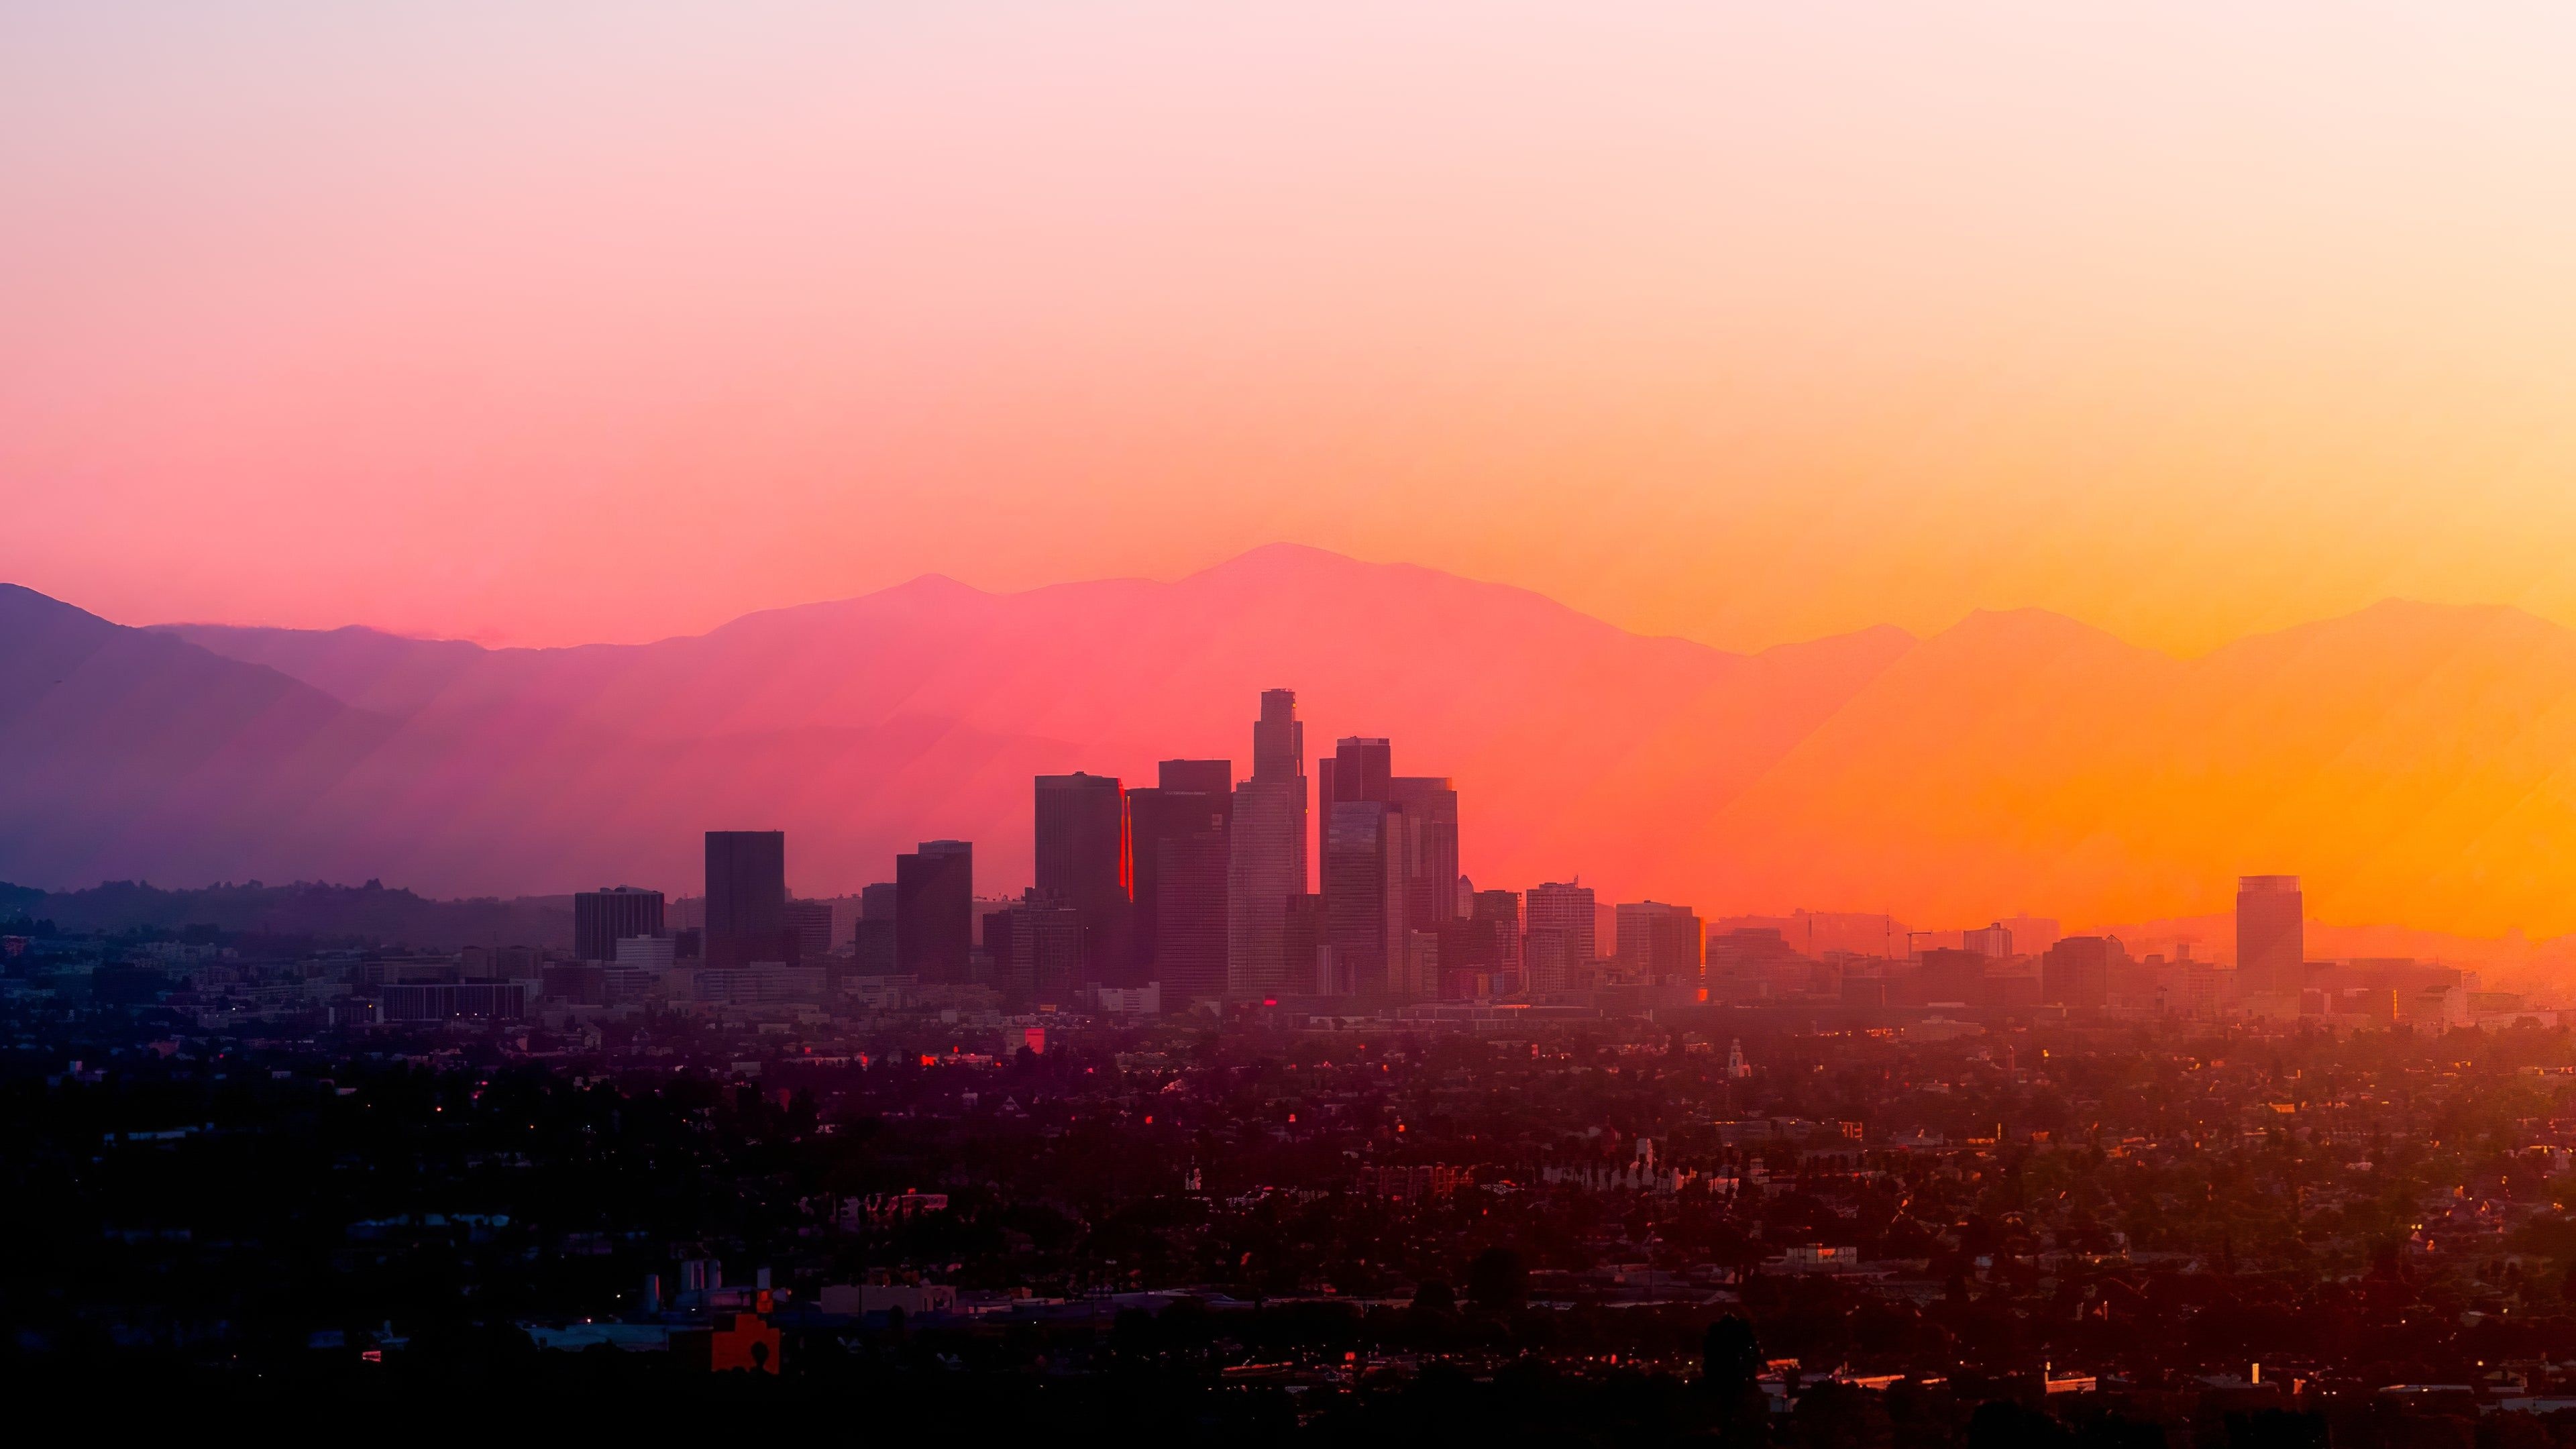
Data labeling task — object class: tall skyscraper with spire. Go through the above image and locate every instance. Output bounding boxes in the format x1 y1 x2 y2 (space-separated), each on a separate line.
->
1226 690 1307 1000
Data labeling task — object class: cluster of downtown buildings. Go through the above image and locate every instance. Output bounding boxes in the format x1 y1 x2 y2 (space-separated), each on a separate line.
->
568 690 1669 1015
543 689 2544 1028
33 686 2533 1031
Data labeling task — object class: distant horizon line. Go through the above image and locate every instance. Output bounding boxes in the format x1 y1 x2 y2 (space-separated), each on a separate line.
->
7 871 2563 961
30 540 2557 665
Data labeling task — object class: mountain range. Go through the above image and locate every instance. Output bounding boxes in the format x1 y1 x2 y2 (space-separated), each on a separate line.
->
10 543 2576 947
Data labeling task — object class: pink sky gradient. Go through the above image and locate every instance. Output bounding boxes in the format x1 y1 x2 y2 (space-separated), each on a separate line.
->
9 3 2576 651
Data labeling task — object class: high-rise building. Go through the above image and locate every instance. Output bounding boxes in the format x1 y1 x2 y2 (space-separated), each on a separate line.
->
574 886 664 964
983 891 1083 1008
896 841 973 981
852 881 898 974
1402 928 1442 1000
1316 739 1458 1002
1616 901 1704 984
1228 690 1308 999
1960 922 2015 960
1153 824 1231 1003
1322 798 1409 996
704 831 788 968
1129 759 1232 992
1913 948 1988 1004
1131 759 1232 1004
1523 881 1597 994
1155 758 1233 796
1523 928 1573 994
1468 888 1521 991
1251 687 1304 783
1318 736 1391 809
1036 772 1130 981
783 900 836 963
1283 893 1330 994
1525 882 1597 959
2041 935 2123 1008
979 902 1020 1003
2237 875 2304 996
1388 775 1460 934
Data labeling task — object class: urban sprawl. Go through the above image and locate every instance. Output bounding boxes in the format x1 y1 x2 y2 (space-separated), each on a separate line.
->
9 690 2576 1442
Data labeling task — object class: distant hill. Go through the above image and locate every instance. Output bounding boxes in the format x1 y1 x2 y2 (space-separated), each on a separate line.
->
13 547 2576 942
0 581 394 891
0 878 572 951
117 544 1910 904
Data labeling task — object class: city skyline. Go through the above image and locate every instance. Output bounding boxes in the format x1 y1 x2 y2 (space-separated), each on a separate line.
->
21 3 2576 1411
20 552 2576 953
656 692 2363 1016
560 805 2428 1026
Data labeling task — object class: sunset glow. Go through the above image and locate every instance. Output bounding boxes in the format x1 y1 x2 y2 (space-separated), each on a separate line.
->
9 3 2576 655
24 8 2576 1403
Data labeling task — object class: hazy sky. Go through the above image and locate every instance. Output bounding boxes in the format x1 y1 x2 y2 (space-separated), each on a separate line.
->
8 2 2576 651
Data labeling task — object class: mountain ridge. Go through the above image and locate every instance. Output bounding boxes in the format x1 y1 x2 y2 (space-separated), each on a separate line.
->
15 551 2576 938
25 549 1911 902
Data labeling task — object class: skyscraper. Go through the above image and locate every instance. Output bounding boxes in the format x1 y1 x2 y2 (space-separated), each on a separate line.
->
1036 772 1131 981
1388 775 1460 934
1615 900 1703 985
1130 759 1232 1002
984 890 1083 1008
896 840 973 981
1469 888 1522 991
1960 922 2015 959
2041 935 2123 1008
1155 759 1233 796
1523 881 1597 994
704 831 788 968
852 881 898 974
574 885 664 964
1154 825 1230 1003
1402 928 1442 1000
1315 738 1459 1002
1228 690 1308 999
783 900 835 963
1318 736 1391 809
1251 686 1303 782
1283 892 1330 994
1322 796 1408 996
1129 760 1232 986
2237 875 2304 996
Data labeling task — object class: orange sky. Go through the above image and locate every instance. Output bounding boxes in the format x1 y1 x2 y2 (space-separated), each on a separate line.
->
8 3 2576 652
